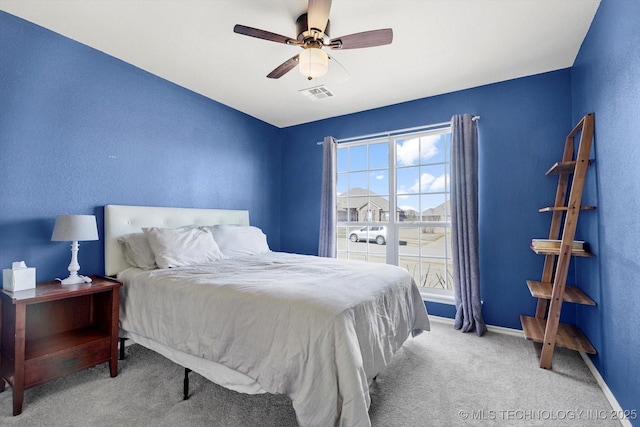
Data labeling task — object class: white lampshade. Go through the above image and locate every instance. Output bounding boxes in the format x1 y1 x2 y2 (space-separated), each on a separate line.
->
52 215 99 242
299 48 328 79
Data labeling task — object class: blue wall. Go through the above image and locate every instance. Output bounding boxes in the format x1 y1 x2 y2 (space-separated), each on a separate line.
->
0 11 282 281
280 70 574 326
2 2 638 420
571 0 640 421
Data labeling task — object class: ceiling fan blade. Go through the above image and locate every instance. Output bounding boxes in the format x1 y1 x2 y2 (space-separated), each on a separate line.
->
330 28 393 50
233 24 298 45
307 0 332 33
267 55 300 79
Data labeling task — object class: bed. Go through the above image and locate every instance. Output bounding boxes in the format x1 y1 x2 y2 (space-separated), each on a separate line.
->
104 204 430 427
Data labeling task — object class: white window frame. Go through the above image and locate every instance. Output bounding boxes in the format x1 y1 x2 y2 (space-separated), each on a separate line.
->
336 125 455 304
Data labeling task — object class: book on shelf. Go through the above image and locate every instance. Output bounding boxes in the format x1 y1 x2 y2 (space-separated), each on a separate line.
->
531 239 585 251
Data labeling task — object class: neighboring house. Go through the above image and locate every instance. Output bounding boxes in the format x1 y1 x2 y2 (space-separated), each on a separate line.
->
337 187 405 222
336 189 450 225
421 200 451 233
421 200 451 222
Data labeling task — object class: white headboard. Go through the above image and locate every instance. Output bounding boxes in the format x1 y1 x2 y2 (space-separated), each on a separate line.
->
104 204 250 276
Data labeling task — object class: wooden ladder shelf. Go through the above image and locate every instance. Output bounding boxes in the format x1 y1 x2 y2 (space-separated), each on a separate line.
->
520 113 596 369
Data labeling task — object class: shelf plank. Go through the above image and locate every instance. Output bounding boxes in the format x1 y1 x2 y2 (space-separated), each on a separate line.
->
546 160 593 175
520 315 596 354
546 161 576 175
530 246 591 257
526 280 596 305
538 206 596 212
25 327 110 361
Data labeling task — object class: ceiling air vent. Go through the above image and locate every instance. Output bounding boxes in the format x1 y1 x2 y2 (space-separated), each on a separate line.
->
299 85 334 101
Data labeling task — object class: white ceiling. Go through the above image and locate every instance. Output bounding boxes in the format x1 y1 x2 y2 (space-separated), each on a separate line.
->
0 0 600 128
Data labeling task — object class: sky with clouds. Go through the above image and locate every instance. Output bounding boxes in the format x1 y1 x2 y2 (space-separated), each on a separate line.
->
337 131 450 214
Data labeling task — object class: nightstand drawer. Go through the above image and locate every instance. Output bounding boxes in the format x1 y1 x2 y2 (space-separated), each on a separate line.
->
24 337 111 388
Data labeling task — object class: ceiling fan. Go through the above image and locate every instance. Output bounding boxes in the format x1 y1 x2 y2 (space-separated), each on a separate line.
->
233 0 393 80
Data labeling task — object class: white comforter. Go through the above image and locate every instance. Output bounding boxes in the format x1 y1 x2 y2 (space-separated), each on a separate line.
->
118 252 430 427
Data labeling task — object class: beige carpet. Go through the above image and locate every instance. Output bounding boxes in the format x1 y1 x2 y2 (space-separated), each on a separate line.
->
0 320 619 426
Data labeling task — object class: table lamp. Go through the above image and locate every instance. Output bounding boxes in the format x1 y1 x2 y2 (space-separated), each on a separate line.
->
51 214 99 285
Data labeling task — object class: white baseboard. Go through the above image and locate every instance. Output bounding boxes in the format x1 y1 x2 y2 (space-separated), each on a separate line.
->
428 315 455 326
579 352 632 427
428 315 630 426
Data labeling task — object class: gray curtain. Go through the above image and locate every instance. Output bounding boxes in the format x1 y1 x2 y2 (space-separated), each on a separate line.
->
318 136 337 257
451 114 486 336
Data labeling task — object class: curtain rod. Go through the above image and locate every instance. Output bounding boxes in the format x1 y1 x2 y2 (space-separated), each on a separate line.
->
316 115 479 145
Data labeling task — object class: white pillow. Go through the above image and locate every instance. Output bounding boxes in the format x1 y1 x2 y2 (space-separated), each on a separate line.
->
117 232 157 270
205 225 270 258
143 226 224 268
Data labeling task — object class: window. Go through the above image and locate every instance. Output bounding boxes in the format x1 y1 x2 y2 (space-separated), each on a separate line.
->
336 126 454 300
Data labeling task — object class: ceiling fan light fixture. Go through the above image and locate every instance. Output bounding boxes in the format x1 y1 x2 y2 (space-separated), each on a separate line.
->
299 48 328 79
234 4 393 80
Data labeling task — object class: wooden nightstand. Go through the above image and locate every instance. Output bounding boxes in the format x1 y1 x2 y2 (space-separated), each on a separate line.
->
0 275 122 415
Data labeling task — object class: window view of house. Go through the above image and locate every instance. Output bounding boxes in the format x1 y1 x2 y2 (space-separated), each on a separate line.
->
336 128 454 295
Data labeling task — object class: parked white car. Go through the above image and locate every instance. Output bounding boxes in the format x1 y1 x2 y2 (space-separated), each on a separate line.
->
349 226 387 245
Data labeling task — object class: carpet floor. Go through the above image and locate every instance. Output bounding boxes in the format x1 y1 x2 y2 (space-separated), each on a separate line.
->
0 320 619 426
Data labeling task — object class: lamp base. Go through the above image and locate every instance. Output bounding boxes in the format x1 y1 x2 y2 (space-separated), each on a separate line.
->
60 275 92 285
59 240 93 285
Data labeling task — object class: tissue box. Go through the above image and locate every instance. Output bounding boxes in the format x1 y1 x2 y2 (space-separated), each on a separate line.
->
3 267 36 292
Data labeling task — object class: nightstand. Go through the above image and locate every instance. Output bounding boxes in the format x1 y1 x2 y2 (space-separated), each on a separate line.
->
0 276 122 415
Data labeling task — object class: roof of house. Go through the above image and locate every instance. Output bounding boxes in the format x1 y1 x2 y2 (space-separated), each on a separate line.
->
422 200 450 217
337 188 403 213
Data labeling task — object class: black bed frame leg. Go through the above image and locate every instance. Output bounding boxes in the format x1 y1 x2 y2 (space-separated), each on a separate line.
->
119 338 127 360
183 368 191 400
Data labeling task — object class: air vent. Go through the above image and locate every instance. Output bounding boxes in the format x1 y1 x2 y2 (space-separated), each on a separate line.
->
299 85 334 101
